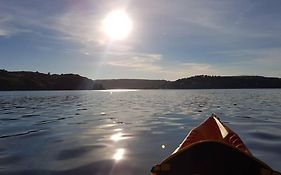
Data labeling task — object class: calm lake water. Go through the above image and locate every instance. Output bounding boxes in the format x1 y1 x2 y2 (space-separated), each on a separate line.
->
0 89 281 174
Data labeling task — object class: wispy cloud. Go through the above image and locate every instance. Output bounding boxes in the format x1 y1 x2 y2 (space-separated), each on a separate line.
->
0 16 10 36
209 47 281 77
0 28 10 37
104 52 162 71
210 47 281 63
160 62 220 80
0 15 31 37
98 52 220 80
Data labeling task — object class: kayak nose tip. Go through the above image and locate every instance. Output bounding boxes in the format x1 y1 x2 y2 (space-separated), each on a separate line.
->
211 113 219 119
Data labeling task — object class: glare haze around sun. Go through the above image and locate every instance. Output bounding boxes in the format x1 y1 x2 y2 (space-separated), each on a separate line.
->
103 10 132 40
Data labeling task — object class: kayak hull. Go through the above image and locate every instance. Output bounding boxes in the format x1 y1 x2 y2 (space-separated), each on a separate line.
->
152 141 273 175
174 115 251 155
151 114 280 175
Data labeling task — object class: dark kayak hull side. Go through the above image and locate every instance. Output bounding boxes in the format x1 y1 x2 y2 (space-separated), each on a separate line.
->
151 115 280 175
152 141 275 175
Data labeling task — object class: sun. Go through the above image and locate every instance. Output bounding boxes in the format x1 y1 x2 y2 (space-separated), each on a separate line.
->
103 10 132 40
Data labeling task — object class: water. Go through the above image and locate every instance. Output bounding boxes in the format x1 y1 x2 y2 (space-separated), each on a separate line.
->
0 89 281 174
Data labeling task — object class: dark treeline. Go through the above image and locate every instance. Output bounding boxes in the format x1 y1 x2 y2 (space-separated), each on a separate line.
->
0 70 104 90
95 79 168 89
1 70 281 90
166 75 281 89
97 75 281 89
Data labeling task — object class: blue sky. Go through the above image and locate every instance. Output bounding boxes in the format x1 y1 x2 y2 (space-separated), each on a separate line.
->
1 0 281 80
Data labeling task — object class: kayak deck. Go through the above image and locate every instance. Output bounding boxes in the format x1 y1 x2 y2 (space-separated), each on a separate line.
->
173 115 251 155
151 114 280 175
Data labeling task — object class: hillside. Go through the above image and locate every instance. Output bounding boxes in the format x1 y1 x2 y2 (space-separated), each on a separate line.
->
0 70 104 90
167 75 281 89
97 75 281 89
1 70 281 90
95 79 168 89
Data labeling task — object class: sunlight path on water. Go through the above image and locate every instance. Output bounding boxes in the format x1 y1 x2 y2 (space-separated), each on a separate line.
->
101 89 140 92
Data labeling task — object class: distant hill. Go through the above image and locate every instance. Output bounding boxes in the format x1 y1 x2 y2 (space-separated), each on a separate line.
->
95 79 168 89
167 75 281 89
1 69 281 90
0 70 104 90
97 75 281 89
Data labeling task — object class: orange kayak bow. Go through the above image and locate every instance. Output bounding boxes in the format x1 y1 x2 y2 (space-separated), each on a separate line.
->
151 114 280 175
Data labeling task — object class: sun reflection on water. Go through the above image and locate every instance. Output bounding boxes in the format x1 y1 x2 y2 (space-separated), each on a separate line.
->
114 128 123 131
113 148 125 161
111 132 123 141
101 89 139 93
110 129 130 162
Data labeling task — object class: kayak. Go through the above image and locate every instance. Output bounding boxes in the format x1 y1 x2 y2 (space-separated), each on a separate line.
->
151 114 280 175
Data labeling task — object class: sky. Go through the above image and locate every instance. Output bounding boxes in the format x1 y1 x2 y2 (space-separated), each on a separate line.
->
0 0 281 80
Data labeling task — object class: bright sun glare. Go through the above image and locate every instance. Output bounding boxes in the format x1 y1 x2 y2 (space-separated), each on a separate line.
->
113 148 125 161
103 10 132 40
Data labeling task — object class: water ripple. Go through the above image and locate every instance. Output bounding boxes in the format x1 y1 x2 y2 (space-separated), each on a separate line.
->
0 129 45 139
56 145 106 161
